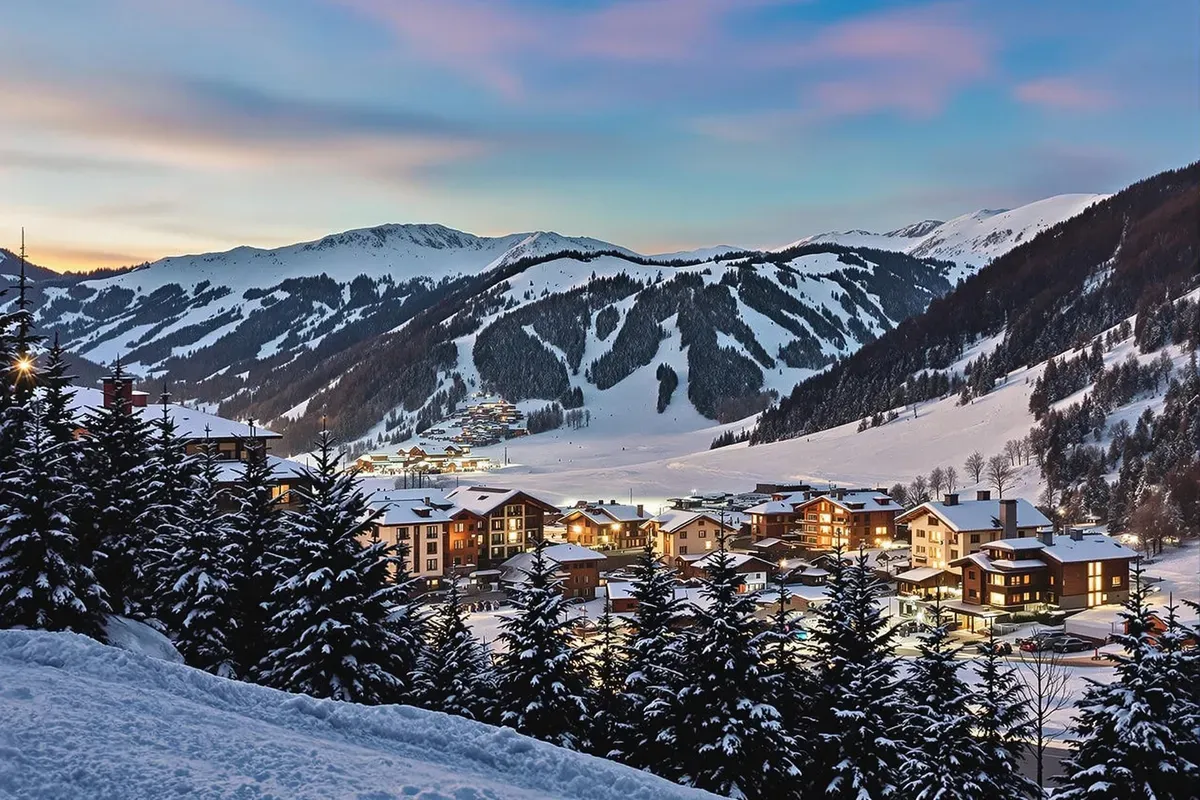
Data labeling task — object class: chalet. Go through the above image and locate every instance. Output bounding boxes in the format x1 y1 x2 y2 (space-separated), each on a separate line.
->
676 551 775 592
747 488 900 550
602 581 638 613
899 492 1052 570
642 510 739 560
363 489 457 590
500 543 607 600
950 528 1138 630
561 502 651 550
445 485 560 569
75 378 306 509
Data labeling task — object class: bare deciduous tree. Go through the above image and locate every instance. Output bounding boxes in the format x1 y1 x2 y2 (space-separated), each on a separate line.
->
944 465 958 493
909 474 930 504
987 454 1015 498
965 451 985 484
929 466 946 499
1015 646 1072 790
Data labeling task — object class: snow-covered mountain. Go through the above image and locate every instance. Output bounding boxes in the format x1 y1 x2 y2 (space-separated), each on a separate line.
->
0 629 713 799
13 190 1107 455
787 193 1107 273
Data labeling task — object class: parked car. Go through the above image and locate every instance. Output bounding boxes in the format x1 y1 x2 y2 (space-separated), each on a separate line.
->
975 641 1013 655
1051 636 1095 654
893 620 933 637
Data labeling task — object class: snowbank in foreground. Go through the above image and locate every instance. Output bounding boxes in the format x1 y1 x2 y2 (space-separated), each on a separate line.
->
0 630 713 800
104 616 184 664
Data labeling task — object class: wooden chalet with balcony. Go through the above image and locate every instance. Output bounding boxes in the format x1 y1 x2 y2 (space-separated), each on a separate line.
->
500 543 607 600
642 510 739 561
445 485 560 570
561 501 651 550
898 492 1052 571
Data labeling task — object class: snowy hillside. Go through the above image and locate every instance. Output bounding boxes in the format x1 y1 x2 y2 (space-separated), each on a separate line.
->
0 629 713 800
790 193 1106 273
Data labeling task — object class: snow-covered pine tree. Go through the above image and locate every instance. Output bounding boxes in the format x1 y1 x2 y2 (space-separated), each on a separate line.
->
0 402 108 639
896 596 991 800
39 336 81 449
77 361 155 615
618 542 687 771
224 436 289 680
1056 566 1200 799
583 596 629 761
969 629 1040 799
157 435 237 676
492 536 590 750
667 530 799 798
259 426 415 704
755 579 815 737
806 546 903 799
411 579 494 721
142 389 199 626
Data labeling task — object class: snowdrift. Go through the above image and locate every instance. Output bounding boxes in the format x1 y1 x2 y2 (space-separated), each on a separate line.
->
0 630 713 800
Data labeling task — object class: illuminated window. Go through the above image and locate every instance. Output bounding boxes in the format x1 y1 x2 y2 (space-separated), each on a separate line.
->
989 592 1006 606
1112 575 1122 587
1087 561 1103 607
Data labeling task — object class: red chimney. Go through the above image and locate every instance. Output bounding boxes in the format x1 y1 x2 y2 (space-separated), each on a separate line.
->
102 376 133 410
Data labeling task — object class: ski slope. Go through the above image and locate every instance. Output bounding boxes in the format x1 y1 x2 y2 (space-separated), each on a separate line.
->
0 630 714 800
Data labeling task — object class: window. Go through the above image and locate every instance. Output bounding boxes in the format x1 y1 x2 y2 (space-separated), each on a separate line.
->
1087 561 1103 607
425 559 438 572
679 531 688 540
491 519 503 531
989 574 1006 586
507 517 520 532
507 531 521 544
969 534 980 544
967 570 977 581
698 529 706 538
927 516 940 526
968 589 978 598
505 504 523 517
1022 574 1031 585
916 529 926 538
705 540 713 550
425 542 437 555
453 557 461 566
397 527 410 540
426 525 439 539
1112 575 1122 588
453 522 465 533
697 518 706 526
989 592 1006 606
950 550 958 560
453 540 465 551
491 533 503 545
679 546 688 555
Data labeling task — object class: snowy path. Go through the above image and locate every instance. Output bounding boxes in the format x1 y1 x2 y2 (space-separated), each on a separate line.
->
0 631 714 800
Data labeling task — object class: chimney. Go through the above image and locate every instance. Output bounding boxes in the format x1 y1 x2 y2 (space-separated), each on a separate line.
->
101 376 134 411
1039 528 1055 546
1069 528 1084 542
636 504 644 517
835 488 846 501
877 497 891 506
943 493 959 506
999 499 1017 539
976 490 991 501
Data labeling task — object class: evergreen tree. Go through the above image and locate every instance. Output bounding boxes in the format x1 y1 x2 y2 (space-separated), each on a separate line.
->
492 536 590 750
619 542 687 771
755 579 814 735
39 336 77 449
411 579 494 720
666 531 799 798
969 629 1040 799
78 361 155 615
583 597 628 760
259 426 415 704
142 389 199 625
897 597 990 799
806 546 903 799
1057 566 1200 799
224 437 288 679
0 402 108 639
157 437 237 676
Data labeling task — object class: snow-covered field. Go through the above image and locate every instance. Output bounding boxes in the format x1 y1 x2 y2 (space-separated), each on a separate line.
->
0 630 714 800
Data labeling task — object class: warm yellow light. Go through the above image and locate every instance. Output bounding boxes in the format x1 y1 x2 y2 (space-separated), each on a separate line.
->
15 357 32 373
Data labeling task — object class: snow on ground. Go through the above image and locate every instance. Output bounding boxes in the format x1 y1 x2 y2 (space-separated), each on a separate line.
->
104 616 183 664
0 630 714 800
1144 541 1200 604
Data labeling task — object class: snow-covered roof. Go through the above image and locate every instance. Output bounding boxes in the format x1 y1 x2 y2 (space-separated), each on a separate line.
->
797 490 900 514
500 544 607 578
70 386 281 440
898 497 1051 532
744 499 799 515
214 455 306 484
563 504 650 525
646 510 737 533
1041 533 1139 564
985 538 1047 552
990 559 1049 570
895 566 955 584
603 581 636 601
445 485 558 516
689 552 773 571
750 537 786 549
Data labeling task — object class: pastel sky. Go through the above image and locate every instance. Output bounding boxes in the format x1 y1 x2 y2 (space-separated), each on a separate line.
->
2 0 1196 271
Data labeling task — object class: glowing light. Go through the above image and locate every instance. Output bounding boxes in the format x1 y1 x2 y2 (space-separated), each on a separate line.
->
15 357 32 373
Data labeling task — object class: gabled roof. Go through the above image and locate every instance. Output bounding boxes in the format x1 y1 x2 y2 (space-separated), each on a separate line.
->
897 498 1051 532
367 488 457 526
563 503 650 525
500 544 607 581
70 386 280 440
689 552 773 571
1041 534 1139 564
895 566 955 584
795 490 900 514
984 538 1047 552
645 510 737 533
214 455 306 484
744 499 801 515
446 485 558 516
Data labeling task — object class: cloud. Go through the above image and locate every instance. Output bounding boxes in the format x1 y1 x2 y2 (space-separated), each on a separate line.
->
0 69 490 178
1014 77 1113 112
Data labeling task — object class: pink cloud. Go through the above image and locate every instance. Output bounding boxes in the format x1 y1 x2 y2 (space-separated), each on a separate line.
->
1014 77 1113 112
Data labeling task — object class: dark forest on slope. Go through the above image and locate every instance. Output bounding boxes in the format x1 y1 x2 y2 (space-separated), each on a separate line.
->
751 163 1200 445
